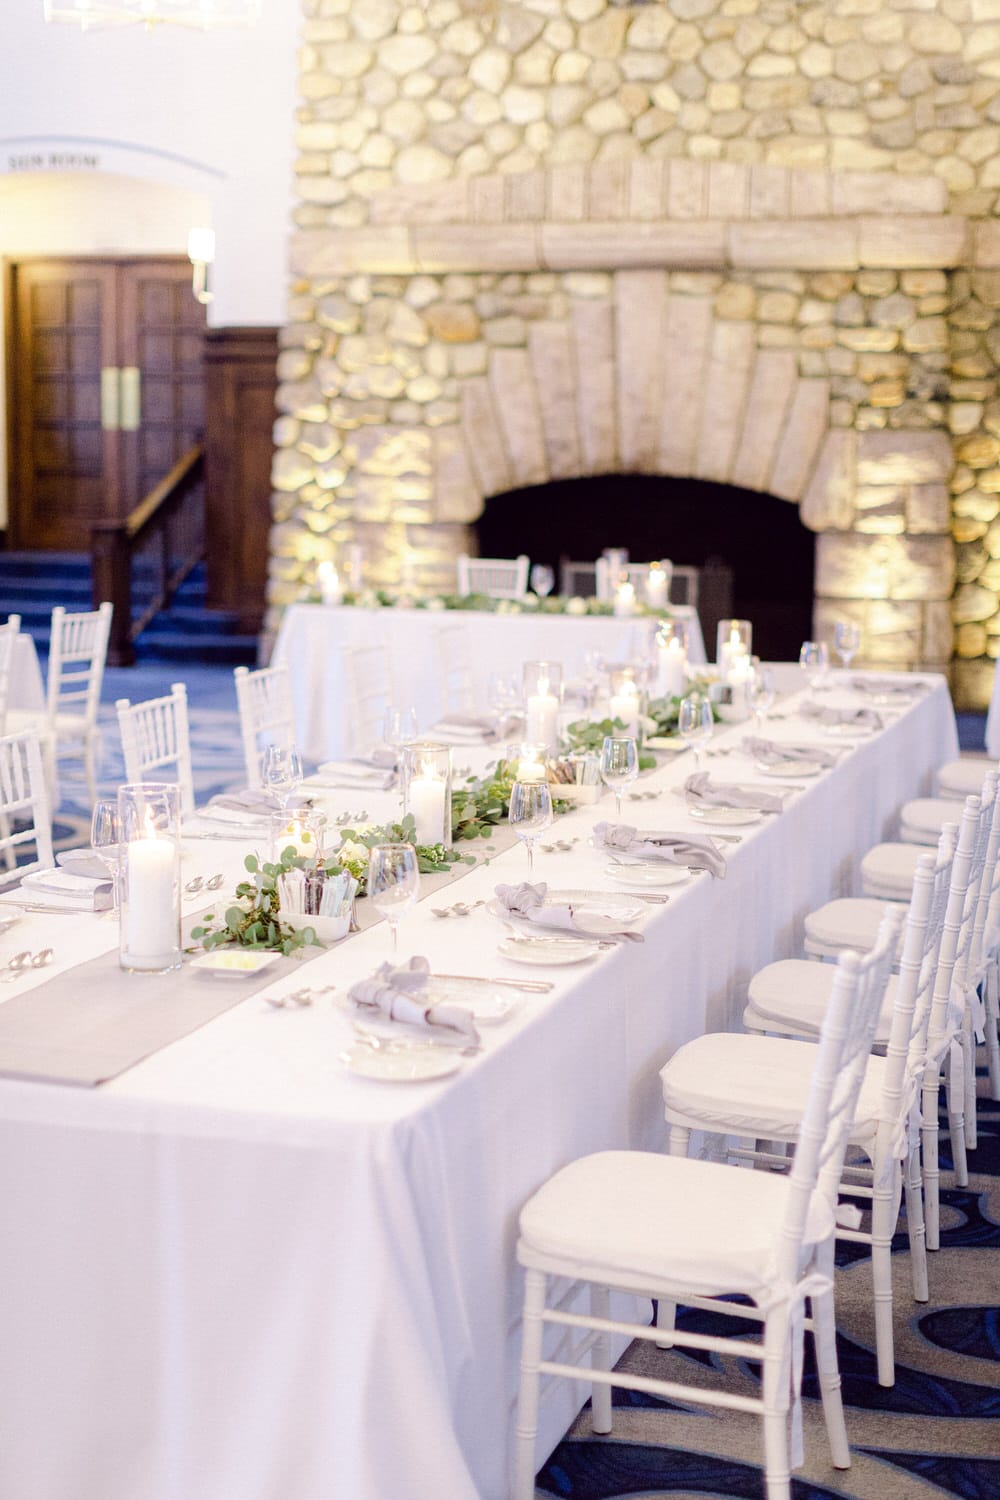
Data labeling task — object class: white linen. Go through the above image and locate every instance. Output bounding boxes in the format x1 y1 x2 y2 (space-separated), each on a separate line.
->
0 677 958 1500
272 602 706 762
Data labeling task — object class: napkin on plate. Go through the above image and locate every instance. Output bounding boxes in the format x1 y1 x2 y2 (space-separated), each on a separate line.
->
427 712 519 743
494 881 644 942
204 787 284 814
315 752 397 789
683 772 784 814
190 803 272 831
740 736 838 769
800 702 884 732
347 955 479 1045
849 676 927 698
592 821 727 878
56 848 112 880
11 867 113 911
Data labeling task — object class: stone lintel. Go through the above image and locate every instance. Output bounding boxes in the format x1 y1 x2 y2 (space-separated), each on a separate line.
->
728 220 859 271
290 228 415 276
831 172 946 217
541 220 727 270
858 216 968 269
973 221 1000 268
413 224 541 272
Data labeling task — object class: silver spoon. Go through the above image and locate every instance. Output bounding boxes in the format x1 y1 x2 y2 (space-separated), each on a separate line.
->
30 948 53 968
184 876 205 894
0 951 33 983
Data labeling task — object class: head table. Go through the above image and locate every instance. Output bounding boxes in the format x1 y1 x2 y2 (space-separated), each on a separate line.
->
0 675 957 1500
272 601 706 763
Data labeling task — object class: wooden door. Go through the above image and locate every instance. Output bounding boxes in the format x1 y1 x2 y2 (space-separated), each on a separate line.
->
5 257 205 550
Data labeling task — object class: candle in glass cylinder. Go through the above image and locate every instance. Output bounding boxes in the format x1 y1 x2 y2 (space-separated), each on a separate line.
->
645 562 668 610
318 561 341 606
656 634 687 698
614 580 637 617
125 816 176 962
408 769 447 845
524 678 559 755
515 745 547 782
609 679 641 738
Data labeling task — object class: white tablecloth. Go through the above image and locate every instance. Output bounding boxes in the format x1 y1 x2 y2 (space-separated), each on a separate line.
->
0 677 958 1500
272 603 706 763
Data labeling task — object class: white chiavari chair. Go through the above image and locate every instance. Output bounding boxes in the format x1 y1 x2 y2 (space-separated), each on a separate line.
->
234 664 296 788
434 623 476 715
342 645 395 757
455 553 529 600
115 682 195 820
0 730 54 883
661 844 954 1387
512 910 900 1500
0 615 22 735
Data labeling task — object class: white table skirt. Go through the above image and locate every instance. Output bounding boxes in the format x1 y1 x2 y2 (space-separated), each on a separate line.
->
272 603 706 764
0 677 958 1500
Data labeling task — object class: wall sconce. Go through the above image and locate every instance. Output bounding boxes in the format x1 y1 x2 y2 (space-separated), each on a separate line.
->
186 226 215 305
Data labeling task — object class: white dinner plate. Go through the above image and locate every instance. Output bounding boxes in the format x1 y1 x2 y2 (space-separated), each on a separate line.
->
497 936 603 966
757 759 823 778
687 805 763 827
604 862 691 888
190 949 282 979
340 1042 462 1083
339 978 516 1026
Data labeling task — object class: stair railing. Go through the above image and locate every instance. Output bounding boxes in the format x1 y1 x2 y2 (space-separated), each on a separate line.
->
91 444 205 666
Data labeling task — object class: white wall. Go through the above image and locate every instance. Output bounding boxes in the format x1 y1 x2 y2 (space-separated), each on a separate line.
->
0 0 298 526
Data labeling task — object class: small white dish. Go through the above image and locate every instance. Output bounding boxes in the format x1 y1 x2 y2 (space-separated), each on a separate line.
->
190 949 282 979
0 904 25 932
757 759 822 778
604 862 690 888
687 805 763 827
646 736 687 752
341 1042 461 1082
285 911 352 944
497 937 602 966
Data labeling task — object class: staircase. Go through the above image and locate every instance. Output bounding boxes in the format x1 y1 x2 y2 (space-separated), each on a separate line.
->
0 552 259 667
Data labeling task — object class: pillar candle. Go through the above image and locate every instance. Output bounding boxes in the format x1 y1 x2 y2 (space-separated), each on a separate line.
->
408 771 448 845
613 581 636 617
524 685 559 755
609 682 640 739
656 636 687 699
318 561 341 606
645 565 668 610
124 830 176 961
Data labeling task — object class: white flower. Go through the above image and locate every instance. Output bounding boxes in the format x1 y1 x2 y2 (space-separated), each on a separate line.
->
337 838 368 864
426 596 447 612
566 596 587 615
641 714 657 735
357 588 379 608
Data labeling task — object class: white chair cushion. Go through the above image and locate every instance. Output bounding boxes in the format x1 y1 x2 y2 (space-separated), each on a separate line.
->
518 1149 833 1297
803 896 891 953
661 1034 885 1146
898 797 954 845
935 758 991 800
745 958 896 1044
859 842 923 900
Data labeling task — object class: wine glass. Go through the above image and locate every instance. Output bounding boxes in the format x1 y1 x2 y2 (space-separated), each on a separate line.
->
746 664 776 731
367 842 420 955
677 694 714 769
383 706 418 756
261 743 304 810
508 780 554 874
834 620 861 671
599 735 639 818
799 641 830 694
530 564 555 599
487 673 518 731
90 797 124 912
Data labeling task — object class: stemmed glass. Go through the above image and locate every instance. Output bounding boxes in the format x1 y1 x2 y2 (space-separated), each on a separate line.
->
261 743 304 810
383 706 418 757
799 641 830 694
508 780 554 874
487 673 518 731
367 842 420 955
677 694 714 769
90 797 124 912
599 735 639 818
530 564 555 599
746 664 776 731
834 620 861 671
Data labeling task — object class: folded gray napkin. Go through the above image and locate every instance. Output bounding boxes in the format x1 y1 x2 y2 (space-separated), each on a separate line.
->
800 702 884 731
849 675 927 698
429 711 521 742
592 821 726 878
203 787 316 818
315 751 397 789
740 736 838 769
494 880 644 942
683 772 784 814
347 955 480 1045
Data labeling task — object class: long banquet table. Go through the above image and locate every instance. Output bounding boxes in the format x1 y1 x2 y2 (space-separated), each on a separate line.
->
272 601 706 763
0 675 958 1500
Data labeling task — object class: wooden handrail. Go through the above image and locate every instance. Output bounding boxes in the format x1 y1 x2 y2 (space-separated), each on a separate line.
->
91 443 206 666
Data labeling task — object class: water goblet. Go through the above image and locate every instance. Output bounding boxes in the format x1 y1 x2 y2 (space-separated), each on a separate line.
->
746 663 776 731
599 735 639 818
507 780 554 874
383 706 418 755
367 842 420 956
834 620 861 671
261 742 304 810
90 797 124 911
677 694 714 769
530 564 555 599
798 641 830 694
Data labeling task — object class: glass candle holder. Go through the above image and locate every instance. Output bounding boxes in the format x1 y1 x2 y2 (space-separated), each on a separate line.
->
716 618 753 684
269 808 328 864
654 618 689 699
608 666 644 742
316 559 342 606
644 559 673 610
504 741 549 784
402 741 452 848
522 661 562 757
118 782 182 974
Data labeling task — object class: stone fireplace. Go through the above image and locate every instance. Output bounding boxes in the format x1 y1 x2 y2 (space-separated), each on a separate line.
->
272 1 1000 710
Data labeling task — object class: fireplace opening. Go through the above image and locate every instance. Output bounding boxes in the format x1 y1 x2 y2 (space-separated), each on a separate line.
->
475 475 815 663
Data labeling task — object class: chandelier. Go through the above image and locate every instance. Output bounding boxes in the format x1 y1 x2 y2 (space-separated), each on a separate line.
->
43 0 261 29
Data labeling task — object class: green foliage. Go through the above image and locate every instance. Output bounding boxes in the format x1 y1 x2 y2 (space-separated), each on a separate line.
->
562 715 656 772
326 812 475 889
190 848 321 956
